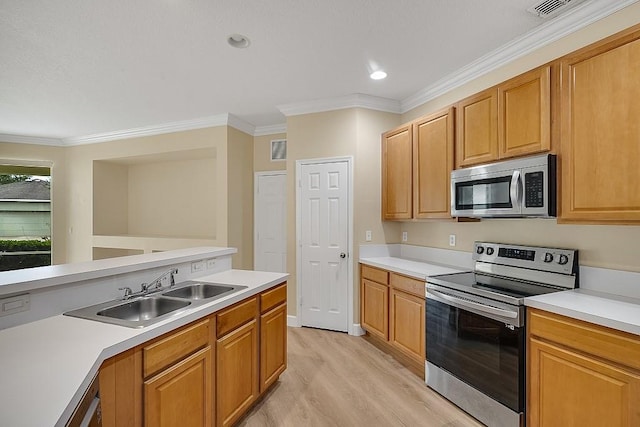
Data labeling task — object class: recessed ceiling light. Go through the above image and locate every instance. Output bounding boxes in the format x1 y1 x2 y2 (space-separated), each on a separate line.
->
227 34 251 49
370 70 387 80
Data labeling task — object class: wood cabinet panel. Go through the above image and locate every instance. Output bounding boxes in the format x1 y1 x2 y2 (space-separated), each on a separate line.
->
216 319 259 427
560 29 640 222
498 65 551 159
144 347 212 427
361 264 388 284
389 289 425 363
143 318 210 378
361 278 389 340
381 125 413 220
260 302 287 393
216 297 258 338
456 89 498 168
413 107 454 219
389 272 424 298
528 338 640 427
260 283 287 314
99 348 142 427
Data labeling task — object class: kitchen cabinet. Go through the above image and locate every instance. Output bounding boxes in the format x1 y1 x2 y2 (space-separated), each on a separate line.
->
359 264 425 377
381 107 454 220
216 298 259 427
98 281 287 427
360 264 389 340
381 124 413 220
456 65 552 168
559 27 640 223
527 308 640 426
259 284 287 393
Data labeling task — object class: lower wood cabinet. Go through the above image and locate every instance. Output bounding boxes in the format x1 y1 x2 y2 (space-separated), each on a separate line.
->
528 308 640 427
145 347 212 427
98 281 287 427
360 264 425 377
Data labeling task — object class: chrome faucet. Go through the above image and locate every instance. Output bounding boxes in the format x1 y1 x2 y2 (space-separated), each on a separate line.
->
119 268 179 299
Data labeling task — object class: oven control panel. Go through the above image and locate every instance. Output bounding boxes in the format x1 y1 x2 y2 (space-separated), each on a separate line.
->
473 242 578 275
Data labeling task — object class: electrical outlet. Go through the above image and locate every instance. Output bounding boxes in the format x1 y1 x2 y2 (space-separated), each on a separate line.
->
365 230 372 242
402 231 408 242
206 258 216 269
191 260 205 273
449 234 456 247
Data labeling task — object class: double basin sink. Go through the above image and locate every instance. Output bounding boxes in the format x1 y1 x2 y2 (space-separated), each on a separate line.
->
65 282 247 328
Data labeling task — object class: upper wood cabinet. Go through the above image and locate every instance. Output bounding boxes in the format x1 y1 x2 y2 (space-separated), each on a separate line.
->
382 107 454 220
456 64 553 168
413 107 455 219
381 125 413 220
559 27 640 223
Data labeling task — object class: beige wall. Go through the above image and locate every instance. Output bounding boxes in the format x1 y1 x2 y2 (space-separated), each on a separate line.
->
227 127 255 269
394 2 640 275
285 108 401 318
254 133 287 172
0 141 67 265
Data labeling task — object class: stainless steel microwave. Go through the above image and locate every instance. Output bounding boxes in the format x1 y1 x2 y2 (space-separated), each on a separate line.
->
451 154 556 218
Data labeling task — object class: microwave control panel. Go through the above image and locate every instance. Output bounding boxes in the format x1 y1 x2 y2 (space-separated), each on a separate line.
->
524 171 544 208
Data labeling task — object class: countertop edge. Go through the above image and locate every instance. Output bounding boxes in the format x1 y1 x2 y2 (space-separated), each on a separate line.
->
359 256 465 281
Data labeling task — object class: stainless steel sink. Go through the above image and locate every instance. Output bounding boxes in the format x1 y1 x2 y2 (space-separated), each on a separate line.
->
97 297 191 322
64 281 248 328
162 283 246 300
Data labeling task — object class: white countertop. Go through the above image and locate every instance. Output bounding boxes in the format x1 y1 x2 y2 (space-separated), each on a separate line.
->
525 289 640 336
0 269 288 427
359 256 464 281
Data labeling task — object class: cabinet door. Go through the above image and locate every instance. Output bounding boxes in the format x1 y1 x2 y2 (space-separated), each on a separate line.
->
361 278 389 340
528 338 640 426
260 302 287 393
144 347 212 427
456 89 498 168
389 288 425 363
381 124 413 220
216 319 259 427
413 107 454 219
498 65 551 159
560 30 640 222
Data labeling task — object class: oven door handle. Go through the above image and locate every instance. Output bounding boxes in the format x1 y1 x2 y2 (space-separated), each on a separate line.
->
426 289 518 319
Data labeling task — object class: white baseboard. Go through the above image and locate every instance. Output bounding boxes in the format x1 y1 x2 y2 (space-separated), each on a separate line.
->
350 323 365 336
287 315 301 327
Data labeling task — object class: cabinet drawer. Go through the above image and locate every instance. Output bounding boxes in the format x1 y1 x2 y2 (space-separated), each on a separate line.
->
528 308 640 371
389 273 424 298
217 297 258 338
143 319 210 378
260 283 287 314
361 264 388 285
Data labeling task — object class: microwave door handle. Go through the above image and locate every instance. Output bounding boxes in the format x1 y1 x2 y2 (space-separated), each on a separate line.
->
510 170 521 207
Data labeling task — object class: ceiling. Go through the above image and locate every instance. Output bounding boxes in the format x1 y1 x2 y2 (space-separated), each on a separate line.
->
0 0 633 143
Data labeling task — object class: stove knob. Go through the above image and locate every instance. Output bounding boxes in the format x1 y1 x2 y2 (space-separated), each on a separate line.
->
476 246 485 255
486 247 495 255
544 253 554 263
558 254 569 265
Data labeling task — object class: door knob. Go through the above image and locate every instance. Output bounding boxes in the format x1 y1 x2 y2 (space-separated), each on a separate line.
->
340 252 347 259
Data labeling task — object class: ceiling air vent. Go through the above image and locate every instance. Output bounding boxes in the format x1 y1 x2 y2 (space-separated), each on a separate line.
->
271 139 287 161
527 0 587 18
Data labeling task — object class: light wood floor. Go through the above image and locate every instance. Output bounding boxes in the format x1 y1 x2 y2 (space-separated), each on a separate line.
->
238 327 483 427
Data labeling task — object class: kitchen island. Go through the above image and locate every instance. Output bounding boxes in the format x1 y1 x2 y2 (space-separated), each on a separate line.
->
0 248 288 426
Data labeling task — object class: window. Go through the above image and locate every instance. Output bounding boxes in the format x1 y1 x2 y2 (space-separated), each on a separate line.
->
0 164 51 271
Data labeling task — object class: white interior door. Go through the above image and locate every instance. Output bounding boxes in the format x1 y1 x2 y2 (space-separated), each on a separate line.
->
254 172 287 273
298 159 350 332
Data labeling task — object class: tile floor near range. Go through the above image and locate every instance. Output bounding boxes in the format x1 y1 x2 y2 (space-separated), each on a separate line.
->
239 327 482 427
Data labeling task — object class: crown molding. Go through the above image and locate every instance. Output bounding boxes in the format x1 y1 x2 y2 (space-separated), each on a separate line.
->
278 93 401 117
254 123 287 136
226 114 256 136
0 133 64 146
401 0 639 112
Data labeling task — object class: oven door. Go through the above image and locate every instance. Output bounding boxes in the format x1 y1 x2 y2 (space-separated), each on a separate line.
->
425 293 524 413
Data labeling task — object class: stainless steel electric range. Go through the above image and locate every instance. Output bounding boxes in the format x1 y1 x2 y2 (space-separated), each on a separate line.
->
425 242 579 427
